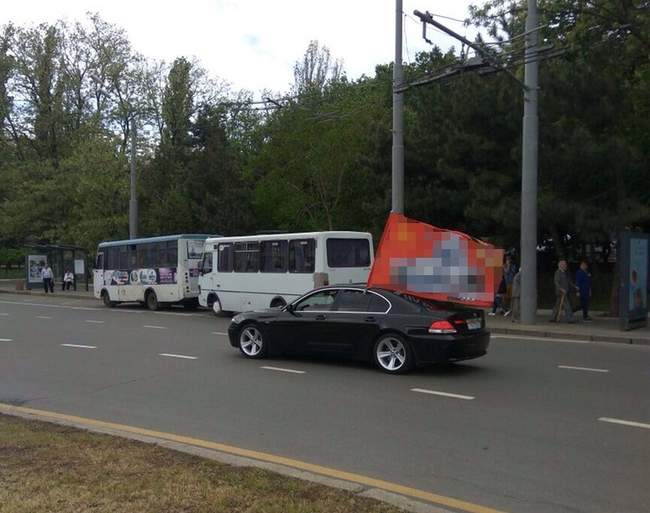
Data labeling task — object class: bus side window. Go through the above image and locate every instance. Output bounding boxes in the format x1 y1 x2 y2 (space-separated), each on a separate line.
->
234 242 260 273
167 241 178 267
289 239 315 273
218 244 233 272
128 245 137 268
260 241 288 273
96 253 104 270
201 252 213 274
118 246 128 270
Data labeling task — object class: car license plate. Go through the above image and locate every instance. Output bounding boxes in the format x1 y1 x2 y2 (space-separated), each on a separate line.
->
467 319 481 330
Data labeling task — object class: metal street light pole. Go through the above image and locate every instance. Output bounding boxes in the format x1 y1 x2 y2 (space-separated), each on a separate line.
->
129 117 138 239
392 0 405 214
520 0 539 324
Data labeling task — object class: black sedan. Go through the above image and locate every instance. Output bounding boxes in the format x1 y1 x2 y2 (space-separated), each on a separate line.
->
228 286 489 374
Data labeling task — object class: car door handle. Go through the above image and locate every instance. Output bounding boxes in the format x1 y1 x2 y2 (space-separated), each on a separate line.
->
365 316 376 322
315 314 327 320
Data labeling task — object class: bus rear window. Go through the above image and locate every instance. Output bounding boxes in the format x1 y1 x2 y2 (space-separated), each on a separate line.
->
326 239 370 268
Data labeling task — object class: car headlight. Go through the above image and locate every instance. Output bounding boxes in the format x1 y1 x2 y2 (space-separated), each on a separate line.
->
232 314 245 324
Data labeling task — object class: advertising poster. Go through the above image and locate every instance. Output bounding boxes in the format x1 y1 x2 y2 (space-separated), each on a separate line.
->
619 232 649 330
27 255 47 283
158 267 177 284
628 238 648 312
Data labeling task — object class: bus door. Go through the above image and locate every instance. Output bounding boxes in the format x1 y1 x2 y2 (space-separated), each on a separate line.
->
93 252 105 294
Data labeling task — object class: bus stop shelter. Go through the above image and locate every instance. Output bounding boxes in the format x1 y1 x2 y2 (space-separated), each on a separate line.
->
24 243 89 291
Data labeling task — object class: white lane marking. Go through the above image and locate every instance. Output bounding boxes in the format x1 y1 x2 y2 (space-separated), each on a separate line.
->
0 299 98 311
492 334 590 344
85 320 105 324
61 343 96 349
0 312 9 316
261 366 306 375
558 365 609 373
212 331 228 336
411 388 475 400
598 417 650 430
0 338 13 342
36 315 53 319
143 325 167 330
159 353 197 360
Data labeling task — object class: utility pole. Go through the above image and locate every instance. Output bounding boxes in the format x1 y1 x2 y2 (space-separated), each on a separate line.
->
520 0 539 324
129 117 138 239
392 0 404 214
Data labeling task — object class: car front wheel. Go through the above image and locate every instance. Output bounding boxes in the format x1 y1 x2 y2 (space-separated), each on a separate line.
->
238 324 267 359
373 333 413 374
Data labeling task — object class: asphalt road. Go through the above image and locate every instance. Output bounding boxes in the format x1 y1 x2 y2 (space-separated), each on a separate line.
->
1 294 649 513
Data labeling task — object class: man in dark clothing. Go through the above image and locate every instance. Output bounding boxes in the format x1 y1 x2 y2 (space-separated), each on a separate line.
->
551 260 575 322
575 260 592 321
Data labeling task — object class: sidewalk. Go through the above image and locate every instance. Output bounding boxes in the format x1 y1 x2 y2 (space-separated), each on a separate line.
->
487 309 650 345
0 279 94 300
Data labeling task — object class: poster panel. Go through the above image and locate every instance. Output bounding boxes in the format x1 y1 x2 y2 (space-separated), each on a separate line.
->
619 231 649 330
27 255 47 284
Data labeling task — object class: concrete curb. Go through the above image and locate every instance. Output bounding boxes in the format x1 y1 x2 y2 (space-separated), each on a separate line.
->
489 326 650 346
1 407 456 513
0 288 94 301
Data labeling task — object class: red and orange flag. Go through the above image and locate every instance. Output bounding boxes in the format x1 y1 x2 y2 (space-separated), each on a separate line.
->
367 213 504 308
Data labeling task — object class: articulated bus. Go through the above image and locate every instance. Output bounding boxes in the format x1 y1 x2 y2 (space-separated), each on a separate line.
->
94 234 214 310
198 231 374 314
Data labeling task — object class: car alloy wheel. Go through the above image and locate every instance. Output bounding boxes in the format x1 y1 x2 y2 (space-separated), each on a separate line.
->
375 335 410 373
239 325 265 358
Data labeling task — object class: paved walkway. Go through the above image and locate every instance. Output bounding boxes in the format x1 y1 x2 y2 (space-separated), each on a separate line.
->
0 279 93 300
487 309 650 345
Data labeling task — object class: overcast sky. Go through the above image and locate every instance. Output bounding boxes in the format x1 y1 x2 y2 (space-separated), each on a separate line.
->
1 1 480 97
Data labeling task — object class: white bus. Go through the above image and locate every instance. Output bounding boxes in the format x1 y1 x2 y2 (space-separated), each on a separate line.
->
198 231 374 314
94 234 214 310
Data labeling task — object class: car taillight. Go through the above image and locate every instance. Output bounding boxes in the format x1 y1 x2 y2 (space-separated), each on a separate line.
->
428 320 457 334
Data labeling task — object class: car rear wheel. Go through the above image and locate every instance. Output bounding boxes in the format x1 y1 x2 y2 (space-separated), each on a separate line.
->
373 334 413 374
238 324 266 359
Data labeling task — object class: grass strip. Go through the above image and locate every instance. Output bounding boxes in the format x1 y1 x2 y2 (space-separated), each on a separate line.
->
0 413 402 513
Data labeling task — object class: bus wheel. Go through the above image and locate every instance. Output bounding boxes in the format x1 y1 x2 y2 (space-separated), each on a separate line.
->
145 290 159 311
270 297 286 309
101 290 115 308
212 297 223 316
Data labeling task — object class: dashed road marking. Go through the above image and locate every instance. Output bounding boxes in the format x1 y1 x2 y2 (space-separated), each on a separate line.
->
85 320 105 324
36 315 53 319
212 331 228 336
143 325 167 330
411 388 475 400
0 312 9 316
598 417 650 430
0 338 13 342
558 365 609 373
61 343 96 349
260 366 306 374
159 353 197 360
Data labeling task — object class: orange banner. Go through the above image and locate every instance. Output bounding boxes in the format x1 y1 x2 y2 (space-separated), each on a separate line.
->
367 213 504 307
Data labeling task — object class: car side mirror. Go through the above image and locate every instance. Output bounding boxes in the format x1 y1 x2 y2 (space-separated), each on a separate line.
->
285 303 295 313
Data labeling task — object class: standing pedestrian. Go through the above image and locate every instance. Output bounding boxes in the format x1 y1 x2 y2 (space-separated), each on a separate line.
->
575 260 592 321
42 263 54 293
63 269 74 291
503 255 517 316
511 267 521 322
488 275 507 316
551 259 575 323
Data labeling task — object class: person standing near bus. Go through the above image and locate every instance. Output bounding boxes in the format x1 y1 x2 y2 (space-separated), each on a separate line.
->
42 264 54 293
63 269 74 291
